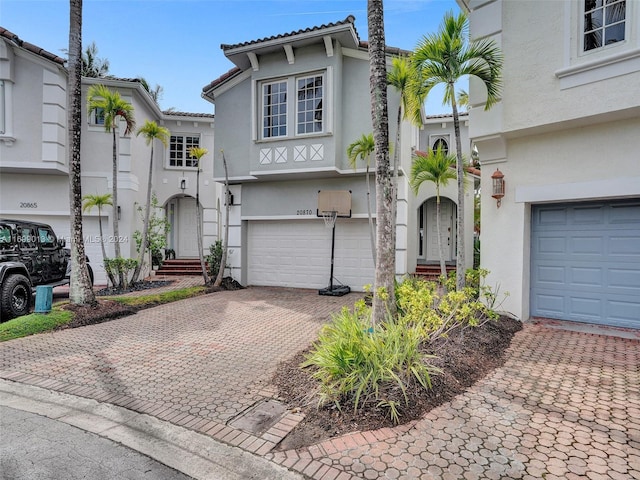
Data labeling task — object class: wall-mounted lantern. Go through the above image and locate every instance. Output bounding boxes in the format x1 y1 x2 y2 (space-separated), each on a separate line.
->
491 168 505 208
117 206 121 220
180 178 186 192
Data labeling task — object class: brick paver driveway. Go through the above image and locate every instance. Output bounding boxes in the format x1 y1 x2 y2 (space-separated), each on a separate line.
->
1 286 639 480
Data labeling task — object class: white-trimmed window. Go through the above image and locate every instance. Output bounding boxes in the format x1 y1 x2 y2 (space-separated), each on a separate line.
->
262 80 288 138
583 0 626 51
89 107 105 126
169 134 199 168
430 135 451 155
296 75 323 135
259 71 326 140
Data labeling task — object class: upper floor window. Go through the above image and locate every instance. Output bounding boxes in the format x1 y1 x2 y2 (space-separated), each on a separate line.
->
263 80 288 138
297 75 323 135
89 107 105 126
584 0 626 51
432 137 449 155
259 71 326 140
169 134 200 168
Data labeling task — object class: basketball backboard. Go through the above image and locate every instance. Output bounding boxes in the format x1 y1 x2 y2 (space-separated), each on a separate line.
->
317 190 352 218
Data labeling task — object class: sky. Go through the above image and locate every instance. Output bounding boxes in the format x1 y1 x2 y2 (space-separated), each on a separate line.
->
0 0 461 114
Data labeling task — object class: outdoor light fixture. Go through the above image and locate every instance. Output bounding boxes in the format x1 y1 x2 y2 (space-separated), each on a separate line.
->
491 168 505 208
180 178 186 192
117 206 121 220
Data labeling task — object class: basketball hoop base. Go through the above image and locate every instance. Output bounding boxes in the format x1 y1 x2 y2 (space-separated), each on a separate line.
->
319 285 351 297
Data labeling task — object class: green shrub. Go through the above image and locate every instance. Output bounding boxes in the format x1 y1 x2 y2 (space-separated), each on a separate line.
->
207 240 223 279
303 301 437 422
103 257 138 289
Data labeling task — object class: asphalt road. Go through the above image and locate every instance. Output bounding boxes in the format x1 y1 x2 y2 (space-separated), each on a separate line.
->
0 405 193 480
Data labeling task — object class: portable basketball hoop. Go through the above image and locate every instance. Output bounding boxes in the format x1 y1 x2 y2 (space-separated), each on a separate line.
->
317 190 351 297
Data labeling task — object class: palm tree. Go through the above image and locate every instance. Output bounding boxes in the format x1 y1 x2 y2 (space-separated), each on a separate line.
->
368 0 396 324
86 84 136 287
410 11 502 290
409 147 457 279
138 77 163 106
131 120 170 283
188 146 210 285
82 193 116 286
347 133 376 265
81 41 109 78
67 0 96 306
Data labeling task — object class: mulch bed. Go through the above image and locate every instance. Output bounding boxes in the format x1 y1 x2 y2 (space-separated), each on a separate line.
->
271 316 522 451
57 277 243 330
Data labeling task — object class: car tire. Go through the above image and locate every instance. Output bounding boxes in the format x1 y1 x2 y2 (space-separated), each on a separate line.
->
1 274 32 320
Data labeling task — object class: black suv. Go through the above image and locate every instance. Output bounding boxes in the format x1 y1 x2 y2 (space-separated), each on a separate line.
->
0 219 93 320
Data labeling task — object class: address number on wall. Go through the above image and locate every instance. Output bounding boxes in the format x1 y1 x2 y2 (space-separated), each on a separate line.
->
19 202 38 208
296 209 314 215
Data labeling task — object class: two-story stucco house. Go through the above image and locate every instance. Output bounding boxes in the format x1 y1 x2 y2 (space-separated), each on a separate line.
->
202 15 475 292
0 27 219 285
458 1 640 329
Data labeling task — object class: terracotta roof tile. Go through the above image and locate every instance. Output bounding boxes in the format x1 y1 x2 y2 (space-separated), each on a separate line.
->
221 15 359 51
202 66 242 94
162 110 214 119
0 26 65 65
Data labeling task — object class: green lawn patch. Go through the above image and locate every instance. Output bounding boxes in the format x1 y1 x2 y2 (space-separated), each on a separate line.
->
110 286 206 307
0 309 73 342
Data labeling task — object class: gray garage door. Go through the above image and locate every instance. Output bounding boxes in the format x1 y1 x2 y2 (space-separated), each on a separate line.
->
531 199 640 328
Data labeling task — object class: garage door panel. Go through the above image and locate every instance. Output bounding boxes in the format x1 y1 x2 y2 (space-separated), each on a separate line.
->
248 220 373 291
531 200 640 328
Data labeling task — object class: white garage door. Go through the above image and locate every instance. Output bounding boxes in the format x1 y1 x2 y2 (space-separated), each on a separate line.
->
248 219 374 291
531 200 640 329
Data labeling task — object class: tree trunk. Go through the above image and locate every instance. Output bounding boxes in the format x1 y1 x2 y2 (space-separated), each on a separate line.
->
132 144 154 283
196 166 210 285
435 190 447 279
368 0 396 325
111 128 124 287
214 152 231 287
67 0 95 305
98 208 116 286
451 87 466 290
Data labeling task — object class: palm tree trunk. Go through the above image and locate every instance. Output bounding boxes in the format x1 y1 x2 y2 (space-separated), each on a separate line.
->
98 207 117 286
214 152 231 287
111 128 124 287
451 85 466 290
196 167 210 285
67 0 96 305
435 190 447 279
132 144 154 283
368 0 396 324
365 166 376 265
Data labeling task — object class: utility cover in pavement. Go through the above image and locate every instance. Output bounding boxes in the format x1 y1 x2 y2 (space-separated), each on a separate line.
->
229 399 287 436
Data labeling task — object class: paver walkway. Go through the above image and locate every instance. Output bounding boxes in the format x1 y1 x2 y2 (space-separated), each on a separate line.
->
1 285 639 480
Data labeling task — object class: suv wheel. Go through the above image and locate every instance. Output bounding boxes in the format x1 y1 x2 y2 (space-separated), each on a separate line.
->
1 274 32 320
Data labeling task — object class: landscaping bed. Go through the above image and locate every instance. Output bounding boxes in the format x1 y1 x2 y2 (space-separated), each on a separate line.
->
272 315 522 450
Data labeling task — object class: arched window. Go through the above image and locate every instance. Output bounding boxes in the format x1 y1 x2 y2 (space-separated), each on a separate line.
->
432 137 449 155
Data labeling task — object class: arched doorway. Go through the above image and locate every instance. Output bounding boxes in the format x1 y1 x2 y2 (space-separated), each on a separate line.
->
417 197 457 264
165 195 199 258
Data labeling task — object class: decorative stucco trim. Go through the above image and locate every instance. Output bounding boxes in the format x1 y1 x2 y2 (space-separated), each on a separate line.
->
555 47 640 89
515 176 640 203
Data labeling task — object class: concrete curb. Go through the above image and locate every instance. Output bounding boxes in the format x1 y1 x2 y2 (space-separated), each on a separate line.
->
0 379 303 480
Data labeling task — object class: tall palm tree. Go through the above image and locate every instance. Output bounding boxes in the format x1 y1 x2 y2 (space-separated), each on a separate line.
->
368 0 396 324
409 147 457 279
86 84 136 286
188 146 210 285
81 41 109 78
67 0 96 305
410 11 502 290
347 133 376 265
82 193 116 286
131 120 170 283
